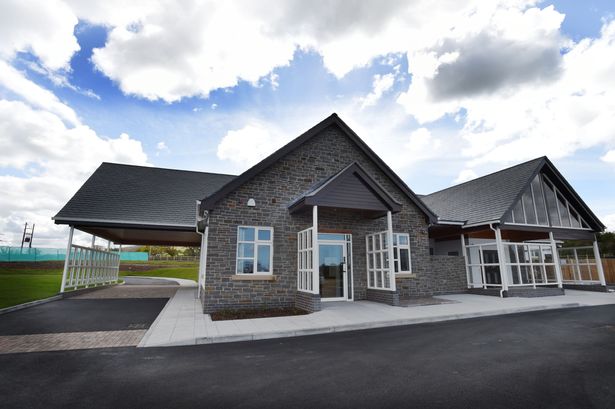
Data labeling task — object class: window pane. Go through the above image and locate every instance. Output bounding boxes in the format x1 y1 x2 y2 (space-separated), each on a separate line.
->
569 208 581 228
237 243 254 258
258 229 271 241
512 201 525 224
257 245 271 272
318 233 345 241
522 189 537 225
556 193 571 227
531 176 549 225
237 259 254 274
238 227 255 241
399 249 410 272
543 180 560 226
398 235 409 245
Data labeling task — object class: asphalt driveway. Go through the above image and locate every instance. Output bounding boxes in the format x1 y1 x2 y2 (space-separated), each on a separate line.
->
1 305 614 409
0 298 169 335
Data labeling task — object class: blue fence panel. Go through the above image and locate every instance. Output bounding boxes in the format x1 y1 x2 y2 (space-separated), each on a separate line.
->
0 247 148 262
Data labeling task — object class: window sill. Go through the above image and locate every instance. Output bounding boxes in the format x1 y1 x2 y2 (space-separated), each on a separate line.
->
231 275 277 281
395 273 416 279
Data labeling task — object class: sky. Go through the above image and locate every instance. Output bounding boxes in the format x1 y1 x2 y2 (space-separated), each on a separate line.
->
1 0 615 248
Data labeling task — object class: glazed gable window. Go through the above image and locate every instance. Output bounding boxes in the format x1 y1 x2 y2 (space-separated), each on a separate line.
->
236 226 273 274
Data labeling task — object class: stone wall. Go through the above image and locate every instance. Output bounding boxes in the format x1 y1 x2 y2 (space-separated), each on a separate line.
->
366 289 400 306
429 255 467 295
201 124 433 313
295 291 321 312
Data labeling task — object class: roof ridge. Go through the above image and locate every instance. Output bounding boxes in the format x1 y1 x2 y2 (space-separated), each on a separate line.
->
100 162 238 177
425 156 546 197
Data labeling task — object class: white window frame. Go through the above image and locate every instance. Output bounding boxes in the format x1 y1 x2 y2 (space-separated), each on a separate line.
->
236 226 274 275
393 233 412 274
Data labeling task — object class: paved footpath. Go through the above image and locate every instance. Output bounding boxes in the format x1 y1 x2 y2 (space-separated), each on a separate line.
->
141 288 615 347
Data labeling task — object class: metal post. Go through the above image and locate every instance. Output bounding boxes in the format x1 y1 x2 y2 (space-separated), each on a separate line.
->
593 235 606 286
312 205 319 295
60 226 74 293
495 227 509 291
386 211 396 291
549 232 563 288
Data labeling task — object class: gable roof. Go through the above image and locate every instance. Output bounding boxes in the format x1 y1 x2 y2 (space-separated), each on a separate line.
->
288 162 402 216
54 163 236 229
422 156 604 231
200 113 437 222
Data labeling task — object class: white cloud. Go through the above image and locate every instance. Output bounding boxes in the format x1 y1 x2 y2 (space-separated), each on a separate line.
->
603 214 615 232
156 141 168 150
454 169 478 183
0 0 79 70
0 61 80 125
602 150 615 164
217 123 291 169
0 100 149 247
362 73 395 108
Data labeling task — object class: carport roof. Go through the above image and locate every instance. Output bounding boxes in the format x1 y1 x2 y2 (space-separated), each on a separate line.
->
53 163 236 230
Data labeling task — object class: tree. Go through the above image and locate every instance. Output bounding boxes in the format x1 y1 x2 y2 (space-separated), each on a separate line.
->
598 231 615 257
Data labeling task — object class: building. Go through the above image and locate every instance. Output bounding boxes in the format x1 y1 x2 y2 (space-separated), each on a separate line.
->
53 114 608 312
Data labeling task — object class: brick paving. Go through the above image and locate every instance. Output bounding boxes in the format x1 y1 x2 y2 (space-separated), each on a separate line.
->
0 330 147 354
73 284 178 299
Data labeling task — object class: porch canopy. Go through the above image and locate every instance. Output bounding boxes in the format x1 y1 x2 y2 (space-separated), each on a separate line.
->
423 156 607 292
53 162 236 246
53 162 236 292
288 162 407 297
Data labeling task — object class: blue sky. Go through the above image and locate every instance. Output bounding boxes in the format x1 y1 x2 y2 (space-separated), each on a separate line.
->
0 0 614 246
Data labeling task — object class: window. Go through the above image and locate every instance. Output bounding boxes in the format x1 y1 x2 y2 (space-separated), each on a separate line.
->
236 226 273 274
366 232 412 290
393 233 412 274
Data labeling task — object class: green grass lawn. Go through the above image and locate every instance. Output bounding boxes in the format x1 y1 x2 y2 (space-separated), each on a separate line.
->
0 263 198 309
119 267 198 282
0 269 63 309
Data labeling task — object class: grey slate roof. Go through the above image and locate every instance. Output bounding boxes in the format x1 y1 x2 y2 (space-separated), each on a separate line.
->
422 157 545 225
54 163 236 228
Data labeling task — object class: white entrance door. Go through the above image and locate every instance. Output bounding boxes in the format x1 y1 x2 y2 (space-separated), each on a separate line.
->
319 242 348 301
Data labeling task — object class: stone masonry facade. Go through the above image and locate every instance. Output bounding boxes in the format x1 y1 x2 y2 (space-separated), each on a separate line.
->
201 124 464 313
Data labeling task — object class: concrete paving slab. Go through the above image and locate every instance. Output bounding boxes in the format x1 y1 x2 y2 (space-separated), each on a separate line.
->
139 288 615 347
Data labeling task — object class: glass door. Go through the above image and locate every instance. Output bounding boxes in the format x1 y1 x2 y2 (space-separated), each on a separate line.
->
319 243 347 300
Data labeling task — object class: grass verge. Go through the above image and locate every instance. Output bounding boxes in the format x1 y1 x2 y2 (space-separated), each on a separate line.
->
0 264 198 309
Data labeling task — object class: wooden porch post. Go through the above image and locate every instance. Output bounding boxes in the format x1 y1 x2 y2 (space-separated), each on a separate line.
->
387 211 396 292
60 226 74 293
549 232 563 288
312 206 320 294
593 235 607 286
495 227 509 292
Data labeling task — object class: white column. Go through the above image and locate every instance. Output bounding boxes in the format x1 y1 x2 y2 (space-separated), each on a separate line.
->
549 232 563 288
494 227 509 291
197 225 209 298
593 235 607 286
386 211 396 292
312 205 319 295
86 235 96 288
460 233 471 288
60 226 74 293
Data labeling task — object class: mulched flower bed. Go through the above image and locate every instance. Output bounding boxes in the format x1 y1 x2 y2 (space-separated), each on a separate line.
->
210 307 309 321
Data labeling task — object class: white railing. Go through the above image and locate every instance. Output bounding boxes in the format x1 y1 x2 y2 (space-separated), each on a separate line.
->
63 244 120 290
297 227 315 293
558 246 601 285
465 242 558 289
